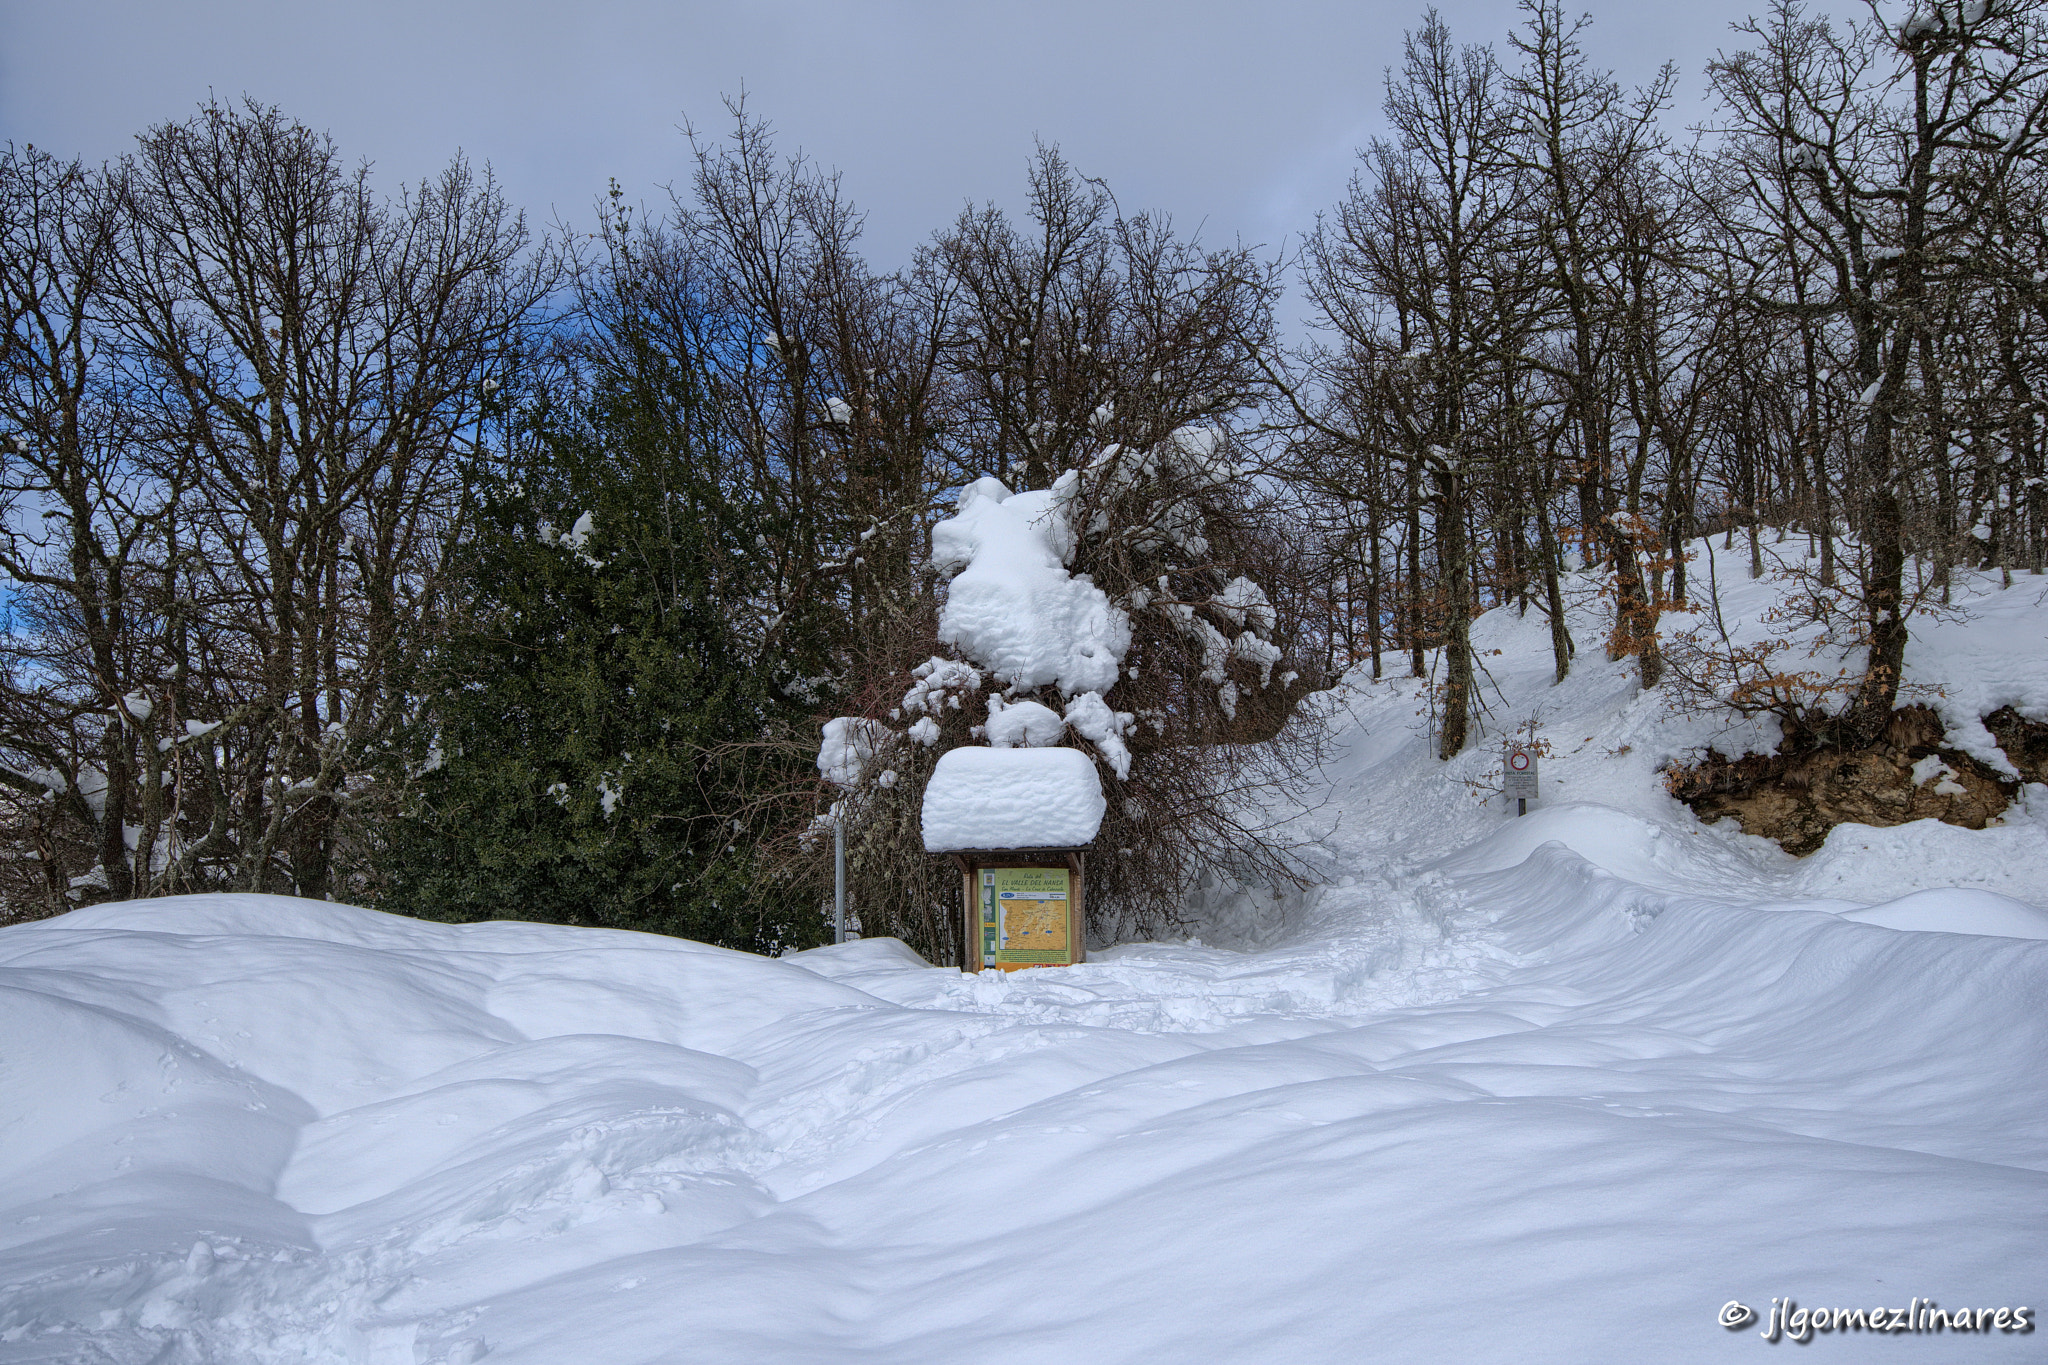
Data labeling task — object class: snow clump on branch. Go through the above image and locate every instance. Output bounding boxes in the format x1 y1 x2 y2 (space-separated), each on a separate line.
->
929 475 1129 696
1063 692 1134 779
901 657 982 717
817 717 890 789
984 696 1065 748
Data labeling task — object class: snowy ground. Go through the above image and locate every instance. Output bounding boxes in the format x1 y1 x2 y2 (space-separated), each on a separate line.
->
4 542 2046 1363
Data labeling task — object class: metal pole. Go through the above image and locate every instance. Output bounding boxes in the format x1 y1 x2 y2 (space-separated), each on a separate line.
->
833 814 846 944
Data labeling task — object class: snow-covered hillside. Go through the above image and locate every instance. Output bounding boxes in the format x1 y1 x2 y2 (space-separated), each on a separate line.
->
4 542 2045 1363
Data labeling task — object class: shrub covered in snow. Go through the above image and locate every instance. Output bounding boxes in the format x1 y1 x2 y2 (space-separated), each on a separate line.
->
816 424 1322 952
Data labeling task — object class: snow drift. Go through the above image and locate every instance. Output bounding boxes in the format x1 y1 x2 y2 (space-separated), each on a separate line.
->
4 539 2045 1363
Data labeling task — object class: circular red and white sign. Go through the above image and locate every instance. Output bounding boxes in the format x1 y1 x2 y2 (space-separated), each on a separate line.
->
1509 751 1530 771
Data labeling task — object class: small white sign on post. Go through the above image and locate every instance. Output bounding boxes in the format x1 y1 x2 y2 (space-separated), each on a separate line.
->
1504 745 1539 815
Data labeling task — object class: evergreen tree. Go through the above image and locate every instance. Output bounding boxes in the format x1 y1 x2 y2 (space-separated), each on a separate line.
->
376 348 824 953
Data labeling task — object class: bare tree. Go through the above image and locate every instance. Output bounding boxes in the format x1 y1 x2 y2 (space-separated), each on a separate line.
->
0 102 550 911
1290 11 1532 757
1504 0 1676 689
1707 0 2048 737
930 143 1276 491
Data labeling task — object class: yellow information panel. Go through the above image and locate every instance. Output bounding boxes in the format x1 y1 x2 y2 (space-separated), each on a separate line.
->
979 866 1073 968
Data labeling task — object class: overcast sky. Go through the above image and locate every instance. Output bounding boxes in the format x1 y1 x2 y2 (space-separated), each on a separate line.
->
4 0 1823 273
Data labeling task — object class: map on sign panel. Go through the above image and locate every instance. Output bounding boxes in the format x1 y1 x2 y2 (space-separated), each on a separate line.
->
1001 896 1065 948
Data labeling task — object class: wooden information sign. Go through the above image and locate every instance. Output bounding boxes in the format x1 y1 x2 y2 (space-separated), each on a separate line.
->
921 746 1101 973
953 850 1088 972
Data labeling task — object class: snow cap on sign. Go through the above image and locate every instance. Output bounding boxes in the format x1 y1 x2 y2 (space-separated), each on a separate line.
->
921 746 1105 852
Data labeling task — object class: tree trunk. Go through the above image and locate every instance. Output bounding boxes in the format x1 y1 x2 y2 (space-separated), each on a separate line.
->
1534 468 1573 685
1406 462 1426 677
1433 464 1472 759
1604 513 1664 688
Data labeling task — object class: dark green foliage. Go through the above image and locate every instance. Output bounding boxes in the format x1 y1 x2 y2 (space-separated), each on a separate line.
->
375 356 827 954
